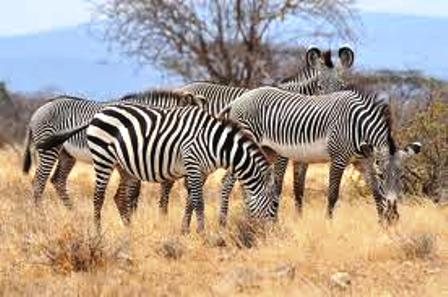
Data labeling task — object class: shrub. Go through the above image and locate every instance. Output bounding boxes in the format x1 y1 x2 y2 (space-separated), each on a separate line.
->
397 95 447 201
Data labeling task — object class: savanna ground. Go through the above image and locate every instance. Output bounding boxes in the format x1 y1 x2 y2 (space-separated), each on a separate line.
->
0 147 447 296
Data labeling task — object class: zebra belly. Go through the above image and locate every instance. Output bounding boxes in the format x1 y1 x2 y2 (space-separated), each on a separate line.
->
63 143 92 163
263 138 330 163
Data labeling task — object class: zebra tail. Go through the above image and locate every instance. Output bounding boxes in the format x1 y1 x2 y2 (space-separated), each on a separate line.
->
22 128 32 174
217 105 231 120
36 124 89 151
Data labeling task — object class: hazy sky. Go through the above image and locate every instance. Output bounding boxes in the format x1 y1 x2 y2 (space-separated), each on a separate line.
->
0 0 448 36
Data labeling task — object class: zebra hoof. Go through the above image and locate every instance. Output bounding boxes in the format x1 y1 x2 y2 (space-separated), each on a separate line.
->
159 207 169 216
63 202 74 210
295 207 303 217
218 217 227 228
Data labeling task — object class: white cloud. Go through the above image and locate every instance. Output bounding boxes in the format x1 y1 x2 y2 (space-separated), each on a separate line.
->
0 0 103 36
357 0 448 18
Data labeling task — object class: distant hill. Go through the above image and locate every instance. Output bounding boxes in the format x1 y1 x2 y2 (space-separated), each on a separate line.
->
0 12 447 99
0 24 182 100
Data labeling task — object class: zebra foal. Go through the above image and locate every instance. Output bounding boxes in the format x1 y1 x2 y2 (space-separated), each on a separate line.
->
38 104 279 233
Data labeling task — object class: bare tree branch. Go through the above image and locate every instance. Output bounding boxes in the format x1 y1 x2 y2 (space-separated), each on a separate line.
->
95 0 357 86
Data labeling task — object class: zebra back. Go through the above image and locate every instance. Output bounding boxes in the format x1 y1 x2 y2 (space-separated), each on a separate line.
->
226 86 395 158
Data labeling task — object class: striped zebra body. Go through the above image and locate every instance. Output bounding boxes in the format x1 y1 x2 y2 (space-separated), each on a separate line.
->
220 86 421 224
23 90 201 208
84 104 278 232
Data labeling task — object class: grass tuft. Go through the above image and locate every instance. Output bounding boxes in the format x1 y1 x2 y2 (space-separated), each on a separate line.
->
40 226 109 274
400 232 437 259
156 239 184 260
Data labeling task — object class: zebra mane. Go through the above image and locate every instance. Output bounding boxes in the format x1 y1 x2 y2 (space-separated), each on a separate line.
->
321 50 334 68
189 80 243 87
46 95 89 102
346 87 397 154
278 67 317 85
373 95 396 154
119 89 190 101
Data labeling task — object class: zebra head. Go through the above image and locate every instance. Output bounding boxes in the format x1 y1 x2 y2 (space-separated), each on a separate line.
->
305 45 354 94
244 161 279 221
257 165 280 219
361 142 422 225
179 92 207 108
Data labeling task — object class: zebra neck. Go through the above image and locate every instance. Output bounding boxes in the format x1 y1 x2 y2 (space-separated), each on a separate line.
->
279 68 319 94
208 123 267 181
228 140 268 187
353 99 390 150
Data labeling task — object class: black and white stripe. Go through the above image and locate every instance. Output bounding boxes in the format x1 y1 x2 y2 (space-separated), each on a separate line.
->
219 87 420 224
81 104 278 233
23 90 201 208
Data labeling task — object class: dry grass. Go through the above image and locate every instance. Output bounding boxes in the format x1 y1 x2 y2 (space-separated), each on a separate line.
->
0 147 447 296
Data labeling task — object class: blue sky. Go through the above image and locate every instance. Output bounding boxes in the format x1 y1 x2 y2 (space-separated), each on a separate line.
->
1 0 448 36
1 1 447 98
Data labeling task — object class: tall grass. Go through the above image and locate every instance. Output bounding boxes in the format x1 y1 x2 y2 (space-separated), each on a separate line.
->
0 148 447 296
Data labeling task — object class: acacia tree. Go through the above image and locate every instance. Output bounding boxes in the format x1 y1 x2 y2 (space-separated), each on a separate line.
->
97 0 356 87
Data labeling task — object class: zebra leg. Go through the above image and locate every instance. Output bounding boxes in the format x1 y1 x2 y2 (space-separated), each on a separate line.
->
92 162 114 234
274 156 289 196
50 149 76 209
159 180 174 215
293 161 309 215
182 169 205 233
32 148 60 206
113 168 134 225
327 159 348 219
219 171 236 227
353 159 385 223
127 178 141 215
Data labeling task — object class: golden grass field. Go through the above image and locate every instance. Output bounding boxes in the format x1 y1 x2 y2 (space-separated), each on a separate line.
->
0 147 447 296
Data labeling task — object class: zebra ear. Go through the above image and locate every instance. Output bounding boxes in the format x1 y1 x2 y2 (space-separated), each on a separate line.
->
360 142 374 158
261 146 278 164
305 46 322 68
399 142 422 160
181 92 206 108
405 142 422 154
217 105 231 120
376 92 391 105
191 94 207 108
338 44 355 68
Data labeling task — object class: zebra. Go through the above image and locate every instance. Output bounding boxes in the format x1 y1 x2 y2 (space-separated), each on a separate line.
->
37 104 279 233
218 86 422 224
22 90 205 208
149 45 355 218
